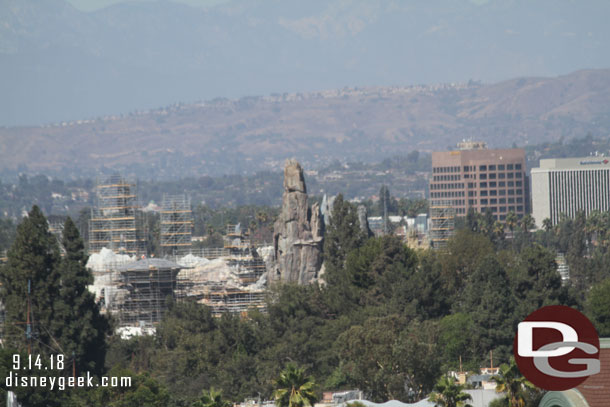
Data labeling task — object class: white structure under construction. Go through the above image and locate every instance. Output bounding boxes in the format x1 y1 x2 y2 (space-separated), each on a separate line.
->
531 157 610 227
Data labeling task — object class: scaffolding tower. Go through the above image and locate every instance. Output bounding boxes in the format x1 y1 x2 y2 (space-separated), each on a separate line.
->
160 194 193 256
429 205 455 248
89 175 142 256
114 258 181 326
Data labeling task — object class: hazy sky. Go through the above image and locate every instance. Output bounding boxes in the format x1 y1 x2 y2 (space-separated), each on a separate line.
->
66 0 491 12
66 0 229 12
2 0 609 126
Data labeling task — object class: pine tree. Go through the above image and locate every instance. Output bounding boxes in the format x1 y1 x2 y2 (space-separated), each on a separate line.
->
0 211 109 381
0 205 61 353
461 255 516 362
322 194 367 286
51 217 110 376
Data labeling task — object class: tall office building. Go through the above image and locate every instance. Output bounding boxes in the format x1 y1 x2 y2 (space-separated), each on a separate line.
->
429 143 528 222
531 157 610 227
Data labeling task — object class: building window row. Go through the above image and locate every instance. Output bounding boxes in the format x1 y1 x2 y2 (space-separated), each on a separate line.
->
468 180 521 188
477 163 522 172
430 183 465 190
431 199 465 206
474 202 524 213
430 191 466 198
432 175 461 181
480 172 523 180
478 184 523 194
433 166 461 173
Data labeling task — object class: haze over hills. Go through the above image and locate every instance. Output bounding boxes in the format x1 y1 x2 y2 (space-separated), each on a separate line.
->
1 0 610 126
1 69 609 179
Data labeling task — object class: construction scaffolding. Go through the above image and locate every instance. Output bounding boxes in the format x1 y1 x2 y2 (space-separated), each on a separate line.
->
173 224 268 317
175 266 266 317
429 205 455 248
190 247 231 259
89 175 143 256
89 221 269 326
112 258 181 326
200 289 266 317
160 194 193 256
224 224 251 250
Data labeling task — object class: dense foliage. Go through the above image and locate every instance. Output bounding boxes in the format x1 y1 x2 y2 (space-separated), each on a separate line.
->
0 207 110 406
1 201 609 406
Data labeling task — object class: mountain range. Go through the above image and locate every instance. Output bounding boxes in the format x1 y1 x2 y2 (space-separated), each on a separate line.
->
1 69 609 179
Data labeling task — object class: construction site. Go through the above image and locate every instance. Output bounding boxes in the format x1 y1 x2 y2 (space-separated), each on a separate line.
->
429 205 455 248
174 224 267 317
89 175 145 256
160 194 193 256
86 178 270 329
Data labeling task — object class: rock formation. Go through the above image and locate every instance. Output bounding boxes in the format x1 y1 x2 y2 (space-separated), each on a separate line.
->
357 205 373 237
271 160 323 284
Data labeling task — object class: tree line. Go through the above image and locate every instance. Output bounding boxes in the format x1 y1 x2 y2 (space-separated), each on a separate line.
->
1 202 610 406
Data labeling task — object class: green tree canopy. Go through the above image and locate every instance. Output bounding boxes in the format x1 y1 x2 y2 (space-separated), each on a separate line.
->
429 376 472 407
273 364 317 407
192 388 232 407
491 358 537 407
51 217 110 376
323 194 368 277
460 255 516 362
0 205 61 353
586 277 610 336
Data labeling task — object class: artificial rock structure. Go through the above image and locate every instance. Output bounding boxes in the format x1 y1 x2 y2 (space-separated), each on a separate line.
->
272 160 323 284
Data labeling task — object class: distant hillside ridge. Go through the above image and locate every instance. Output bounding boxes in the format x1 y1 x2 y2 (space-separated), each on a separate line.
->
1 69 610 178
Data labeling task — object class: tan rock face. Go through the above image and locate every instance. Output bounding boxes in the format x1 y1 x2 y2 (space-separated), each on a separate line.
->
283 161 307 193
271 160 323 284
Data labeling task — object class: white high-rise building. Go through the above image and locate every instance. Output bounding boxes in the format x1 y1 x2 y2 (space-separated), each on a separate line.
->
531 157 610 227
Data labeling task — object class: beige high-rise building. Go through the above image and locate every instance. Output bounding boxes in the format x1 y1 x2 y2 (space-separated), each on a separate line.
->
429 145 528 220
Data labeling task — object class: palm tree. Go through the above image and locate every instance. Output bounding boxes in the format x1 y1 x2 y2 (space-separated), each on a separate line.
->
192 388 232 407
273 364 318 407
541 218 553 233
493 221 505 241
428 376 472 407
505 211 518 236
585 210 603 246
519 214 534 233
256 211 269 225
491 359 535 407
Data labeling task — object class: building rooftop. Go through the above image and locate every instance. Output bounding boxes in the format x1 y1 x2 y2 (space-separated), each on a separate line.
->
535 157 610 170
